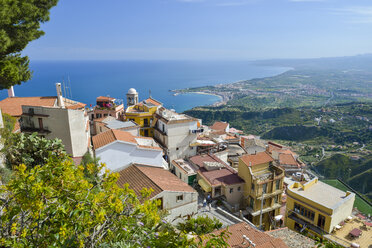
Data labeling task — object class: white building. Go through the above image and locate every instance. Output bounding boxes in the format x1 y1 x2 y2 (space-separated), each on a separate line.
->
92 129 168 172
117 164 198 223
0 84 91 160
154 108 201 162
20 102 90 158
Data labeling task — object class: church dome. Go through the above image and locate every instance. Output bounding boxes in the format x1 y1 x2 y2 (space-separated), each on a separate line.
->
128 88 137 94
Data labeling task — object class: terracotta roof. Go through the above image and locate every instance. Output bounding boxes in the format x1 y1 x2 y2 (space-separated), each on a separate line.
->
116 164 195 199
240 151 274 167
199 168 244 186
0 97 57 116
208 222 288 248
117 165 162 199
267 142 285 154
65 102 86 109
279 153 299 167
210 121 228 131
92 129 136 149
96 96 115 101
92 129 161 151
189 153 228 169
145 98 162 106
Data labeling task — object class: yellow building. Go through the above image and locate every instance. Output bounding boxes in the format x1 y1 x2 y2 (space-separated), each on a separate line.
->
125 95 162 137
285 178 355 238
238 152 285 231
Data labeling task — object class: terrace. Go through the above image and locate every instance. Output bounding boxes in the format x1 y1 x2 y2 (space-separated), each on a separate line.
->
325 215 372 248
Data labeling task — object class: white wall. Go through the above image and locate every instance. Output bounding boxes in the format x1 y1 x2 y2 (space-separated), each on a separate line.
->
21 106 89 157
155 191 198 223
329 193 355 232
96 141 164 172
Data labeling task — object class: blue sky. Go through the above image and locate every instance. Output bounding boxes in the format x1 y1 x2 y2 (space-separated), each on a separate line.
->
24 0 372 60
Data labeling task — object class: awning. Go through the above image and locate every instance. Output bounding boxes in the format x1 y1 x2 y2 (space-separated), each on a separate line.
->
198 179 212 192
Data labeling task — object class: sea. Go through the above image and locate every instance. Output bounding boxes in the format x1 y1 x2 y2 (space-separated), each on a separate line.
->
0 61 289 112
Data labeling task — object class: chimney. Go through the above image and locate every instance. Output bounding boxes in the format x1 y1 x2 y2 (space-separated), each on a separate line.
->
7 86 15 98
55 83 65 108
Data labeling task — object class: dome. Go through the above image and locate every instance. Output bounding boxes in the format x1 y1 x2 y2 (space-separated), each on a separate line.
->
127 88 137 94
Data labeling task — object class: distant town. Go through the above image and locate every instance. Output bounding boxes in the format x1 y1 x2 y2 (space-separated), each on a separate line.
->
1 84 371 248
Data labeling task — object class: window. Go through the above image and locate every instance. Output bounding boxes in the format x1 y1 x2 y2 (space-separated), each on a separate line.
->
294 203 315 221
229 188 233 194
317 214 326 229
179 173 182 179
263 199 266 206
274 195 279 203
238 186 241 192
251 183 255 193
104 114 108 117
38 118 43 130
262 183 267 194
249 197 254 208
276 180 280 190
177 195 183 201
100 127 102 132
144 129 149 137
176 147 179 151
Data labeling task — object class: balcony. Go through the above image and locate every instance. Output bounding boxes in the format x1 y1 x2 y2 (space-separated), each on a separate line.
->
246 203 282 217
287 211 326 236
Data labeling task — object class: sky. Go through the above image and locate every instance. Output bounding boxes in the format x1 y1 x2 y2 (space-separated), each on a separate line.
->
24 0 372 60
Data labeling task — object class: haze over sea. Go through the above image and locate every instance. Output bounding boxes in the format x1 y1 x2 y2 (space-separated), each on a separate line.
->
0 61 289 112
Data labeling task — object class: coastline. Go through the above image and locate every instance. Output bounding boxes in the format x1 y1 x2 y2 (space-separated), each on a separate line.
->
172 67 292 108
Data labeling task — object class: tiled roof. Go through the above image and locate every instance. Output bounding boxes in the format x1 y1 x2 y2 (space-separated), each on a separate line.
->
189 153 228 169
65 102 86 109
92 129 136 149
240 151 274 167
116 164 195 199
199 168 244 186
210 121 228 131
92 129 161 151
145 98 162 106
267 142 285 154
266 227 316 248
138 166 195 192
117 165 162 199
279 153 299 167
0 97 57 116
96 96 115 101
208 222 288 248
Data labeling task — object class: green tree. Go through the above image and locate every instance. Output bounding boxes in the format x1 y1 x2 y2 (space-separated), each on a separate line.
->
0 158 229 247
0 0 58 89
176 215 223 235
1 132 67 168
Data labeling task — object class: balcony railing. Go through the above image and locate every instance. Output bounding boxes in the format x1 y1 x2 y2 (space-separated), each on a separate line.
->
288 211 326 236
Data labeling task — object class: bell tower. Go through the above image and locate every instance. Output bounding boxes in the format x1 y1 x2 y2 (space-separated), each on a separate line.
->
126 88 138 107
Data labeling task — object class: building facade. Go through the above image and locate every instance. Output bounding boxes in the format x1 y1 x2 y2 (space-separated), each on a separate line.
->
124 89 162 137
285 178 355 237
92 129 168 172
88 96 125 121
238 152 285 231
153 108 201 162
117 164 198 223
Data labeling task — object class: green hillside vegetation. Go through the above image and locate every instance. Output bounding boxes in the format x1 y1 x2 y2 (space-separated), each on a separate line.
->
185 102 372 147
315 154 372 203
321 179 372 215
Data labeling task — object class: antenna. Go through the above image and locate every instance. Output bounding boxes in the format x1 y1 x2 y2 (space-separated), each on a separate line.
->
68 75 72 98
149 89 152 98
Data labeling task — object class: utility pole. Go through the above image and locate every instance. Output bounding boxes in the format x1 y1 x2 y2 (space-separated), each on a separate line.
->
259 194 264 230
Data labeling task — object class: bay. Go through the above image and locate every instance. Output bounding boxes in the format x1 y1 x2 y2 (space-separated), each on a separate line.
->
0 61 289 112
